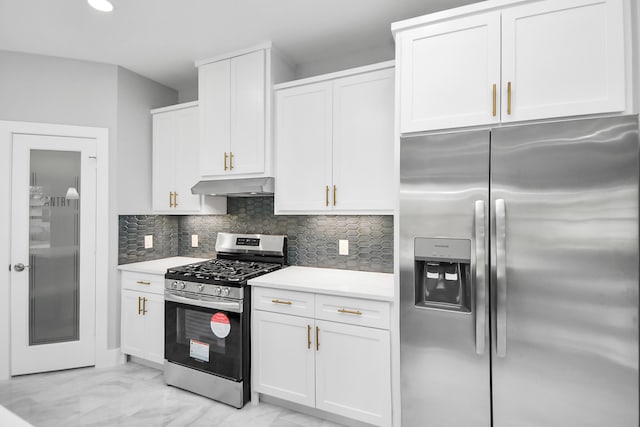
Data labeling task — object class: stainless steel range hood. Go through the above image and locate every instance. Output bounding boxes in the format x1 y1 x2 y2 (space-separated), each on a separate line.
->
191 177 274 197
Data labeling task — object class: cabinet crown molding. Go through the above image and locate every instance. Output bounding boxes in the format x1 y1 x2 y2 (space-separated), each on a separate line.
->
195 41 273 67
150 101 199 115
392 0 554 35
274 60 395 91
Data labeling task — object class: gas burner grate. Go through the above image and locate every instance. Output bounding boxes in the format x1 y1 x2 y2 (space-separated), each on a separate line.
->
167 258 281 284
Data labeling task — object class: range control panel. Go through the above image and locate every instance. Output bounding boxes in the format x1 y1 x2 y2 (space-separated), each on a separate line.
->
236 237 260 246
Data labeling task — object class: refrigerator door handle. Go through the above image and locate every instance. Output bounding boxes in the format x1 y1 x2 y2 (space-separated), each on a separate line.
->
474 200 487 355
496 198 507 357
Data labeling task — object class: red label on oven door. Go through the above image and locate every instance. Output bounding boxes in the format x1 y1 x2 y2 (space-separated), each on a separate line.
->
211 312 231 338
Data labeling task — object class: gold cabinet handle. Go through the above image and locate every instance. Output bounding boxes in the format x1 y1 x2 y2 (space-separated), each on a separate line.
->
142 297 148 315
333 185 337 206
136 281 151 285
271 299 292 305
174 192 178 207
338 308 363 315
316 326 320 351
229 152 234 170
325 185 329 207
507 81 512 115
169 192 173 208
492 83 497 117
224 152 229 171
137 296 142 315
307 325 311 349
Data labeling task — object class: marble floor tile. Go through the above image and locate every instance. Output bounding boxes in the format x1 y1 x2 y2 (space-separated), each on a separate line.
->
0 363 345 427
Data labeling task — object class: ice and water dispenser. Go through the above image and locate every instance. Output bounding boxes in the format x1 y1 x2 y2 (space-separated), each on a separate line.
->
414 238 471 312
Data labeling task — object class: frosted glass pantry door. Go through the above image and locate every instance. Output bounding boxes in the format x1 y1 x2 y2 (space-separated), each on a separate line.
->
10 134 96 375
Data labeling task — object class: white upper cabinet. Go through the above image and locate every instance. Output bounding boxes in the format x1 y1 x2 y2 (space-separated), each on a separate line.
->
400 12 501 132
198 60 230 176
501 0 625 122
275 63 395 214
152 103 202 213
332 69 395 212
197 43 293 179
395 0 628 132
230 50 266 175
275 81 333 212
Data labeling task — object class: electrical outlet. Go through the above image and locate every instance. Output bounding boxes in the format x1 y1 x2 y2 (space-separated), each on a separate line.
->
191 234 199 247
339 239 349 256
144 235 153 249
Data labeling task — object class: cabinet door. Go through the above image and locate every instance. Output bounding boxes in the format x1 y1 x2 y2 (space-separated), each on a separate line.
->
199 59 231 176
275 82 333 213
332 68 395 212
501 0 625 122
121 290 146 359
252 310 315 407
142 293 165 365
400 12 501 132
230 50 266 175
172 106 202 212
315 320 391 427
152 112 177 211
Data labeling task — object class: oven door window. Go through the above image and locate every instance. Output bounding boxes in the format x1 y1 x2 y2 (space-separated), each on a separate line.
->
165 300 243 381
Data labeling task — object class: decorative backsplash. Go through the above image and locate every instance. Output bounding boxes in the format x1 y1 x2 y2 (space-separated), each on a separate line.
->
119 197 393 273
118 215 179 264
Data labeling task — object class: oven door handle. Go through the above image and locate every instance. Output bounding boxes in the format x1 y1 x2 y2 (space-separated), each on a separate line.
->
164 292 243 313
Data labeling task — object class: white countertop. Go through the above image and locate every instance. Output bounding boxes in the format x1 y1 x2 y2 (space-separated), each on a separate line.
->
117 257 208 275
248 266 394 302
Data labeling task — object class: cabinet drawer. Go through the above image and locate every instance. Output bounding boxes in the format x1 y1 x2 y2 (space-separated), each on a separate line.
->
253 287 314 318
315 295 390 330
121 271 164 295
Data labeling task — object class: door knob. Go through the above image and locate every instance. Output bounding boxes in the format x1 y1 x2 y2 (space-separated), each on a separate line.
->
13 263 30 272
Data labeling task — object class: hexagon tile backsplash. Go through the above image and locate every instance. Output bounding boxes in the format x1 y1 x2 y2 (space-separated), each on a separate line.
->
119 197 393 273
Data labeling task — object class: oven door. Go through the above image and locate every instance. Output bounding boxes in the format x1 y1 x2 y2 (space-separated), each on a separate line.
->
164 292 245 381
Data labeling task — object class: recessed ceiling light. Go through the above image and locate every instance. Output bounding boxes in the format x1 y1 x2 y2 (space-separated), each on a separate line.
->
88 0 114 12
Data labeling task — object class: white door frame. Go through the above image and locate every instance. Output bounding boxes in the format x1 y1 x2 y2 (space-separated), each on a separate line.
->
0 121 110 380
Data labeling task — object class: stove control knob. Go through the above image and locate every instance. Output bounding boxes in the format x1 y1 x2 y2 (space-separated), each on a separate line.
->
221 287 230 297
178 282 186 290
172 281 178 289
197 284 204 292
214 287 222 296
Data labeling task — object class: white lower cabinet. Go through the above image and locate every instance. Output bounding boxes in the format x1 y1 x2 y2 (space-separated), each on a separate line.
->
120 272 165 364
252 310 315 406
252 288 392 427
315 320 391 425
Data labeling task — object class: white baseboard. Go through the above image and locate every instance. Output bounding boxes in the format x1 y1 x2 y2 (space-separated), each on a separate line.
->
129 356 163 371
95 348 126 368
258 394 374 427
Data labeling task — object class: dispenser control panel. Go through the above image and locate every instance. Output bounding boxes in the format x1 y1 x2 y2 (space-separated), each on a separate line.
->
414 238 471 312
415 238 470 262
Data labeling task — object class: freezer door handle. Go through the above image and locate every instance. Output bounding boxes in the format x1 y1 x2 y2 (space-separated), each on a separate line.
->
496 198 507 357
474 200 487 355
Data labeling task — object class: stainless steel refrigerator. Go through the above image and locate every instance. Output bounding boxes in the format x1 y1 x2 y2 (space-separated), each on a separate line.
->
399 115 639 427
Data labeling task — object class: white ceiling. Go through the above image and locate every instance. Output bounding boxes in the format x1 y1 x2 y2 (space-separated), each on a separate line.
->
0 0 482 93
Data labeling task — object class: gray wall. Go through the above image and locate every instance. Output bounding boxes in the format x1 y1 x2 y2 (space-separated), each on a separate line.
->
0 50 118 127
178 86 198 103
116 67 178 215
1 50 178 350
294 44 394 79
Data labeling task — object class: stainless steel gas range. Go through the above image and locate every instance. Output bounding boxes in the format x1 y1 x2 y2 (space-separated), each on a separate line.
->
163 232 287 408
